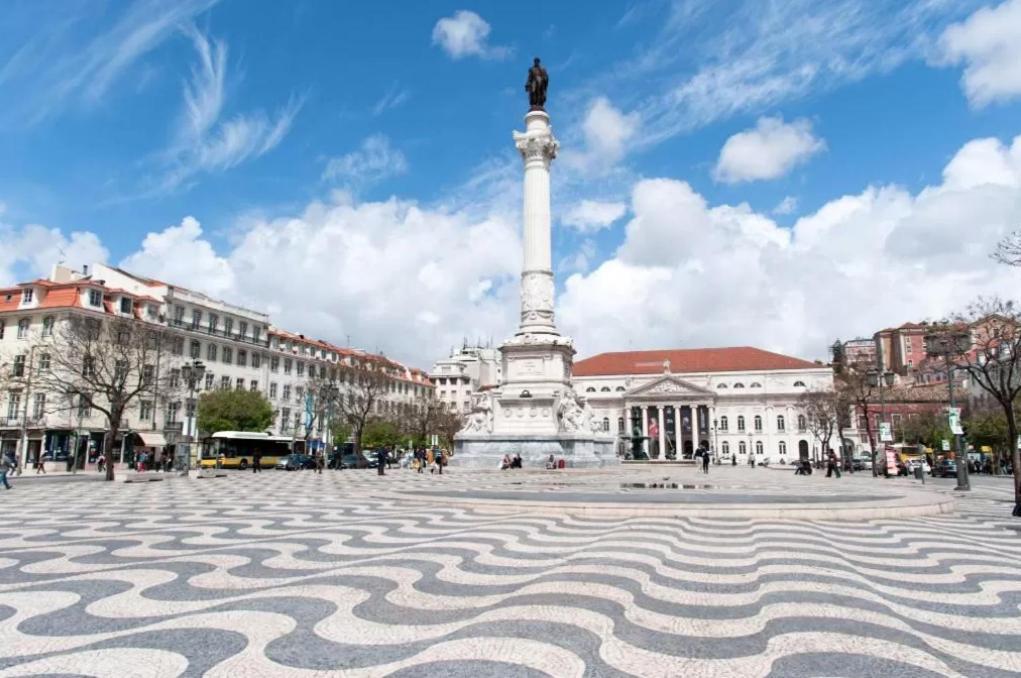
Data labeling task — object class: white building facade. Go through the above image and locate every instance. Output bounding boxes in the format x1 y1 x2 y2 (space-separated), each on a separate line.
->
429 344 501 414
573 347 836 464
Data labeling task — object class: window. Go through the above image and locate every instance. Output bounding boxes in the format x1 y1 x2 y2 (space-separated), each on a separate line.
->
169 368 181 388
0 320 4 339
778 441 787 456
750 382 762 388
190 340 201 359
797 414 807 431
585 387 596 393
296 361 304 377
174 306 185 323
7 392 20 419
17 318 30 339
224 318 234 336
147 304 158 319
270 356 279 372
42 316 54 337
600 386 611 392
252 326 261 343
204 373 214 390
207 344 218 361
252 353 261 369
120 297 133 314
88 289 102 307
167 401 180 424
269 383 278 398
190 309 201 329
284 359 292 375
222 347 232 364
238 321 248 339
208 314 218 332
719 415 728 431
602 417 610 431
282 385 291 400
755 441 764 455
38 353 50 371
237 350 247 367
733 382 745 389
615 386 625 392
793 380 806 387
22 288 33 303
722 441 730 455
737 415 745 432
250 380 258 391
140 400 152 421
754 415 762 432
31 394 44 419
235 378 244 390
777 415 785 432
12 354 26 377
171 336 184 355
77 393 90 418
220 376 230 390
281 407 291 430
296 386 304 402
717 383 728 389
738 441 747 455
142 364 154 385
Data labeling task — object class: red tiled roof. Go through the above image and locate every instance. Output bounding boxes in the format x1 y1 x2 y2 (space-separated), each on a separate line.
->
39 287 82 309
573 347 821 377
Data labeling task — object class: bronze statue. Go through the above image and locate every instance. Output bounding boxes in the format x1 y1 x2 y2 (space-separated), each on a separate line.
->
525 57 548 110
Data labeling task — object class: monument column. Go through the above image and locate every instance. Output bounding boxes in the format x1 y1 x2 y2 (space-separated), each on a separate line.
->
673 405 681 457
641 405 649 455
513 111 559 336
658 406 666 459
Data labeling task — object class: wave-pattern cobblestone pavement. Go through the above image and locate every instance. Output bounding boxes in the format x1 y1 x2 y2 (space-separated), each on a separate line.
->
0 468 1018 677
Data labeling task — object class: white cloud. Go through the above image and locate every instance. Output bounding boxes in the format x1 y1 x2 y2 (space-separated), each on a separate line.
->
152 29 302 194
562 200 627 233
372 82 411 116
939 0 1021 107
0 222 108 286
714 116 825 183
431 10 510 60
322 134 409 187
773 196 799 215
115 198 520 367
559 132 1021 362
561 97 640 174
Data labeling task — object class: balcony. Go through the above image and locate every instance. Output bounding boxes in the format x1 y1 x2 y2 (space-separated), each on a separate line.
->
163 421 183 433
168 319 269 348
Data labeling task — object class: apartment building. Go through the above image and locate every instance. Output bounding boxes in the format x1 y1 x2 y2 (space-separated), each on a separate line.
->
429 344 501 414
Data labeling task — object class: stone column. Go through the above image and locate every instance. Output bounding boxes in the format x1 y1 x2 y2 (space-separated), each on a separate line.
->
513 111 560 336
641 405 649 456
673 404 682 457
657 405 666 459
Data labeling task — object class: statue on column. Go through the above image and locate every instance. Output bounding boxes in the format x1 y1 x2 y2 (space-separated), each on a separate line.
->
525 57 548 110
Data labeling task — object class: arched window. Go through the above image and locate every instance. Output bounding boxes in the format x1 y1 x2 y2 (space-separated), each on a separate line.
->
738 441 747 455
585 387 596 393
733 382 745 389
797 414 807 431
755 441 763 455
777 415 785 432
617 417 625 432
778 441 787 455
615 386 625 392
737 415 746 431
719 415 729 431
41 316 55 337
600 386 611 392
753 415 762 431
750 382 762 388
722 441 730 455
793 380 806 387
717 383 728 389
602 417 610 432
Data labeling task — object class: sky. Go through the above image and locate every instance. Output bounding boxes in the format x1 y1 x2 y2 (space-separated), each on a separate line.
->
3 0 1021 369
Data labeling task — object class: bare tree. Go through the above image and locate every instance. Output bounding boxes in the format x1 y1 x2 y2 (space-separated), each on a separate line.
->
937 300 1021 516
34 315 178 481
993 230 1021 267
798 389 839 466
834 357 880 476
331 356 397 453
404 397 463 449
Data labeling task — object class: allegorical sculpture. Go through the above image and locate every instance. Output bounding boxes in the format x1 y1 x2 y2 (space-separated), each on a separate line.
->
525 57 549 110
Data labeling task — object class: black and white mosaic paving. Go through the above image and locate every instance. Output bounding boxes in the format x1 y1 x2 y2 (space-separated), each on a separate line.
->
0 467 1018 677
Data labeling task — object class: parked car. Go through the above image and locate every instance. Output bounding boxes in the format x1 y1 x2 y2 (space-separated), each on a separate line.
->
275 453 316 471
934 459 958 477
852 457 872 471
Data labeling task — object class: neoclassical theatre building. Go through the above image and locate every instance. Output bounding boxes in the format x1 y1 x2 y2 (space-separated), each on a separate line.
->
572 347 836 464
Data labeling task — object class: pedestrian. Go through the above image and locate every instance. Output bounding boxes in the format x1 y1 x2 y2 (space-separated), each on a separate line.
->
826 449 842 478
416 448 424 473
35 455 47 474
253 450 261 473
377 448 386 476
701 448 710 474
435 448 445 475
0 453 13 490
97 453 105 474
315 450 324 474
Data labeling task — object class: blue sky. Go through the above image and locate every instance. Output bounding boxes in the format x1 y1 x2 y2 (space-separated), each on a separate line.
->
3 0 1021 367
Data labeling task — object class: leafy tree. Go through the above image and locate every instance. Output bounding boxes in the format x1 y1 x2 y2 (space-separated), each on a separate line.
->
966 406 1013 475
196 389 273 435
899 411 952 450
329 419 353 447
833 352 880 476
361 418 401 449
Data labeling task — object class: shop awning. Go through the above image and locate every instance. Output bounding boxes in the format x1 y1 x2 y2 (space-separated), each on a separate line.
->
136 432 168 447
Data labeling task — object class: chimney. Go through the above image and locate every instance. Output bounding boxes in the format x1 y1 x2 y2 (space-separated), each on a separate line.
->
83 264 89 276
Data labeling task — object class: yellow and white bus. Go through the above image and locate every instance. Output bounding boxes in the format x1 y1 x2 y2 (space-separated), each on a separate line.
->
200 431 295 470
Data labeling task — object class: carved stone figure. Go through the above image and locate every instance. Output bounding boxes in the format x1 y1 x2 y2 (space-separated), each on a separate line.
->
462 392 494 434
525 57 549 109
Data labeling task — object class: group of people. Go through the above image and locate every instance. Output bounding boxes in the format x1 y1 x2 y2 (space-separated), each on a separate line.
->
499 454 523 470
793 450 842 477
408 447 446 474
135 450 174 473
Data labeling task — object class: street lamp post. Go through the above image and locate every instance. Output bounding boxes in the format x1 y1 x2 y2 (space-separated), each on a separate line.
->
924 331 971 491
867 369 895 476
712 418 719 464
180 359 205 476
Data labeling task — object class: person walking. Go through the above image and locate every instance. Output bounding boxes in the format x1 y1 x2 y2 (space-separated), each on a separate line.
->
435 448 445 475
701 448 710 474
826 449 842 478
315 450 324 475
1 453 13 490
376 448 386 476
34 455 47 474
253 450 262 473
415 448 425 473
